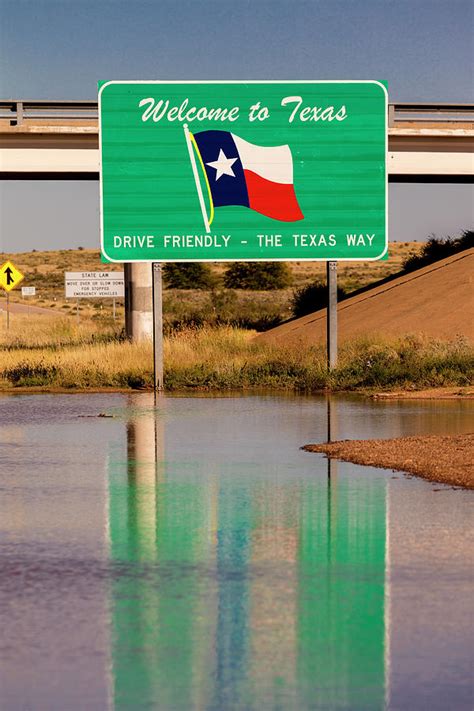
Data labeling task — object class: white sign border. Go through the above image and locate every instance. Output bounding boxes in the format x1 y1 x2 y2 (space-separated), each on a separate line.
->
99 80 388 263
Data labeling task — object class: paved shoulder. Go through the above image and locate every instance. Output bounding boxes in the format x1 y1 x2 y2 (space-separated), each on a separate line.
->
0 298 62 316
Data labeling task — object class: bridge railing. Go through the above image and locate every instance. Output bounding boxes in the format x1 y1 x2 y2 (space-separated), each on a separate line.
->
0 100 98 125
389 102 474 125
1 99 473 126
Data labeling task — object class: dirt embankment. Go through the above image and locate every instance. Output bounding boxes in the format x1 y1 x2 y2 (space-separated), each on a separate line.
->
258 249 474 346
303 433 474 489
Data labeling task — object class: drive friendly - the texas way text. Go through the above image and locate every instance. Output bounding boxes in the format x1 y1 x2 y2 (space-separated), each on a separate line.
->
113 234 377 250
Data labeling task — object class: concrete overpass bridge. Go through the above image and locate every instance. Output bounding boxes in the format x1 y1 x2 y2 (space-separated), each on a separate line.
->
1 100 472 351
1 100 473 180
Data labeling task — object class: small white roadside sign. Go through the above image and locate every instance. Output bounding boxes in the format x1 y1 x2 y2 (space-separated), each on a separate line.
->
65 272 125 298
21 286 36 296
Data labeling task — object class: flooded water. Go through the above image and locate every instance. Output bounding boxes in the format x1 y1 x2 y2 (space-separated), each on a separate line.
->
0 393 473 710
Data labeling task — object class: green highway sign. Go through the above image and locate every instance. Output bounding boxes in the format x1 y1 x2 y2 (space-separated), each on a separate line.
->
99 81 387 262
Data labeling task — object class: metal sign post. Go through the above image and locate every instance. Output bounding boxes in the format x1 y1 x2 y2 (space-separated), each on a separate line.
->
327 261 338 370
152 263 164 391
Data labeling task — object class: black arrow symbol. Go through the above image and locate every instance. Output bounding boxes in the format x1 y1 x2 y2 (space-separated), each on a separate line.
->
4 267 14 286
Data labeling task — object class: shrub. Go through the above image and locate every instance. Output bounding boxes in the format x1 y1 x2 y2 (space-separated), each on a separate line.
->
3 361 59 386
223 262 292 290
208 289 238 320
403 230 473 273
163 263 217 289
163 289 283 333
291 281 347 318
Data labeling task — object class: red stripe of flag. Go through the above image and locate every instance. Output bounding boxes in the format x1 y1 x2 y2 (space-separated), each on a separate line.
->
244 170 304 222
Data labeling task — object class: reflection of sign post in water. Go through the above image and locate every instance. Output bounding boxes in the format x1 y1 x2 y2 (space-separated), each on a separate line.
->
107 395 213 707
0 260 25 330
99 80 387 376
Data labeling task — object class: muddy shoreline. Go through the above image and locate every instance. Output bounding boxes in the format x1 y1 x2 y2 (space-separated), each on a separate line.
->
371 387 474 400
303 433 474 489
1 384 473 398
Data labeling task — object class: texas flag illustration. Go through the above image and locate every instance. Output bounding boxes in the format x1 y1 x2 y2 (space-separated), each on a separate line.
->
185 127 304 226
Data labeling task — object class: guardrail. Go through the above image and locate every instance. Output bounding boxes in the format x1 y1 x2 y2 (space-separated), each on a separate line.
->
0 100 98 125
389 102 474 126
1 99 473 126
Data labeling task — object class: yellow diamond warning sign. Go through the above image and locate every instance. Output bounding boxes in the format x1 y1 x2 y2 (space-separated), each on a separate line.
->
0 261 25 292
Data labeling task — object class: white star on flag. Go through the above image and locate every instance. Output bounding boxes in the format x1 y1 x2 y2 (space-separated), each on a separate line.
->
206 149 238 181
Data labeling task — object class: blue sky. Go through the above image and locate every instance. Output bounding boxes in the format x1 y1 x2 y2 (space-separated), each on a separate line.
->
0 0 473 251
1 0 473 101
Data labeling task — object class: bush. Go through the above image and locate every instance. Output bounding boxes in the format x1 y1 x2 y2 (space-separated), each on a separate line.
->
3 361 59 386
403 230 473 273
223 262 292 290
163 288 284 333
163 263 217 289
291 281 347 318
332 335 474 390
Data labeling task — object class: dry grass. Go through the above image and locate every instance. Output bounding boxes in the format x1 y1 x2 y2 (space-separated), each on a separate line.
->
0 311 141 387
1 315 472 392
164 324 255 365
0 312 120 349
0 339 151 388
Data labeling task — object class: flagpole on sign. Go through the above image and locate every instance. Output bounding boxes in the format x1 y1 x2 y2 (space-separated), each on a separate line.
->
183 124 210 233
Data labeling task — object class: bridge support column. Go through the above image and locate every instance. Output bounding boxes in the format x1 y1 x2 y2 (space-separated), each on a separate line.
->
124 263 153 342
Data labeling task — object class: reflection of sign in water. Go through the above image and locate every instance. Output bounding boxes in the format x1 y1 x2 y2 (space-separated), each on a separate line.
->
0 260 24 292
106 402 388 709
99 81 387 262
65 272 124 298
297 477 386 709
